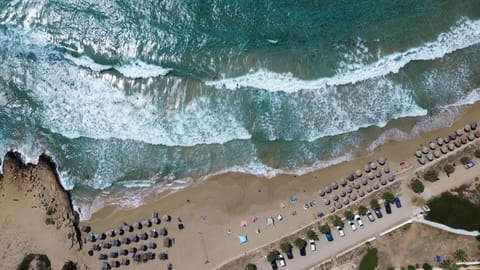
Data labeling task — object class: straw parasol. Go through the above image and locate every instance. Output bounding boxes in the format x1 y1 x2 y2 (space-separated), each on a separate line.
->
107 230 115 238
415 150 422 158
331 194 339 201
140 244 148 251
454 139 461 148
449 133 457 140
346 174 355 181
323 198 331 205
149 230 158 238
444 136 450 143
339 190 346 197
124 225 133 233
158 252 168 260
329 206 335 213
421 146 429 154
342 198 350 205
461 137 467 144
102 242 112 249
464 124 471 132
456 129 463 136
440 146 448 154
120 249 128 256
436 137 444 146
370 162 377 170
163 238 172 248
471 122 478 130
88 250 94 256
121 258 130 266
361 178 368 185
388 175 395 182
133 222 142 230
88 234 97 242
331 182 339 190
383 166 390 173
159 228 168 236
358 190 365 197
364 164 371 173
368 173 374 180
101 262 110 270
373 183 379 190
355 170 362 177
375 170 382 178
334 201 342 209
151 217 160 225
99 233 107 240
380 178 387 185
111 260 120 268
115 228 124 236
426 153 434 161
447 143 455 151
349 194 357 201
140 233 148 241
433 150 441 158
346 186 352 193
143 220 152 227
92 244 101 251
98 254 108 260
429 142 436 150
366 186 372 193
162 215 172 222
110 250 118 258
318 189 325 197
377 157 386 165
129 247 137 254
468 133 475 141
353 182 360 189
417 158 426 165
325 186 332 193
476 131 480 138
340 178 347 187
148 243 157 249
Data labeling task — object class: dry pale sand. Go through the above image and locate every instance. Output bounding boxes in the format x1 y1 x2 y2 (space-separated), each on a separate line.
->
79 102 480 270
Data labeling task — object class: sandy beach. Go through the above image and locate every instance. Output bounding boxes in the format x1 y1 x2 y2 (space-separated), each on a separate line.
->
2 101 480 270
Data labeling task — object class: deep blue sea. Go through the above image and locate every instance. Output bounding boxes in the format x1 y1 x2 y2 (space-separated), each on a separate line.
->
1 0 480 219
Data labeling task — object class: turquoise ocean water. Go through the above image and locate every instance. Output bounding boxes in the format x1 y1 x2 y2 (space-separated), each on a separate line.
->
1 0 480 219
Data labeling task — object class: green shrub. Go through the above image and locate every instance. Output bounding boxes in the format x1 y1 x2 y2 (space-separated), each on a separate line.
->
62 261 78 270
370 199 380 210
17 254 51 270
382 192 395 203
45 218 55 225
422 263 433 270
407 266 415 270
306 229 318 240
293 238 307 250
267 250 280 263
410 179 425 193
319 224 330 234
444 164 455 174
475 149 480 158
415 263 420 269
359 248 378 270
345 210 354 221
280 242 292 253
330 215 344 227
358 205 368 216
423 169 439 182
245 264 257 270
460 156 471 165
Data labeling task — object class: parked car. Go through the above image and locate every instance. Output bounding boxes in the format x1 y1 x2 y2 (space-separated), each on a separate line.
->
325 231 334 242
271 261 278 270
384 202 392 214
348 220 357 231
309 239 316 251
394 197 402 208
354 214 364 229
299 247 307 256
336 226 345 237
366 211 375 222
285 248 293 259
465 161 475 169
374 208 383 218
278 255 286 267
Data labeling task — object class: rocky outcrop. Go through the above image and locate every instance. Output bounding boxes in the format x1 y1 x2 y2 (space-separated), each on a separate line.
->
1 151 82 250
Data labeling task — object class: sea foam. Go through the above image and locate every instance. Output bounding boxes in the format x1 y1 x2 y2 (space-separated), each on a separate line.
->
206 18 480 93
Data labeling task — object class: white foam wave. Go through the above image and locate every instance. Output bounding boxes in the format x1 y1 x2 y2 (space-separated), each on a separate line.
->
367 128 411 152
207 18 480 93
64 54 112 72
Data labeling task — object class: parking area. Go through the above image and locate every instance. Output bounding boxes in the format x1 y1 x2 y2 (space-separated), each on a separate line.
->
257 196 413 270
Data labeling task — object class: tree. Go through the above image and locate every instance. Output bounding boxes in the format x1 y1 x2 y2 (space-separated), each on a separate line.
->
267 250 280 263
410 179 425 193
422 263 433 270
62 261 78 270
293 238 307 250
460 156 471 165
453 249 467 262
319 224 330 234
370 199 380 210
306 229 318 240
357 205 368 216
344 210 354 221
407 265 415 270
440 260 459 270
382 192 395 203
280 242 292 254
245 264 257 270
423 169 439 182
475 149 480 158
444 164 455 174
330 215 344 228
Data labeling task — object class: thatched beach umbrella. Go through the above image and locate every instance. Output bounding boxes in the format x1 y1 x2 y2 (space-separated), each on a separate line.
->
162 215 172 222
440 146 448 154
88 250 94 256
151 217 160 225
342 197 350 205
339 189 346 197
129 247 137 254
329 206 335 213
92 244 101 251
331 194 339 201
148 243 157 249
447 143 455 151
361 178 368 185
133 222 142 230
140 244 148 251
429 142 436 150
456 129 463 136
140 233 148 241
444 136 450 143
375 170 382 178
111 260 120 268
334 201 342 209
80 226 91 233
98 254 108 260
449 133 457 140
318 189 325 197
436 137 444 146
426 153 434 161
149 230 158 238
464 124 471 132
159 227 167 236
421 146 429 154
433 150 441 158
353 182 360 190
113 239 121 247
471 122 478 130
388 175 395 182
366 185 372 193
102 242 112 249
115 228 124 236
364 164 371 173
130 235 139 243
367 173 374 180
110 250 118 258
101 262 110 270
417 158 426 165
158 252 168 260
107 230 115 238
325 186 332 193
377 157 386 165
143 219 152 227
349 194 357 201
133 254 141 263
163 238 172 248
358 190 365 197
383 166 390 174
468 133 475 141
380 178 387 185
340 178 347 187
323 198 331 205
119 249 128 256
331 182 339 190
346 186 353 193
121 258 130 266
415 150 422 158
454 139 461 148
373 183 379 190
88 233 97 242
355 170 362 177
476 131 480 138
461 137 467 144
370 162 377 170
346 174 355 181
99 233 107 240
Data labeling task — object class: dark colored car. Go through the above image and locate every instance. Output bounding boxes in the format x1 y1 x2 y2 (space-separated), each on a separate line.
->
286 249 293 259
271 261 278 270
394 197 402 208
299 247 307 256
374 208 383 218
325 231 334 242
384 202 392 214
